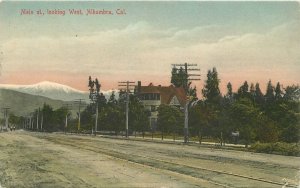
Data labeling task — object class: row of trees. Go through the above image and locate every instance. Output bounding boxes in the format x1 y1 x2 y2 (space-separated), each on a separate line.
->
166 67 299 144
13 67 299 145
5 104 69 132
80 91 150 135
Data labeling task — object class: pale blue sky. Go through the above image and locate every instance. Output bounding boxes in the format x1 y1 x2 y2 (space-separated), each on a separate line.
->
0 1 299 92
1 2 299 39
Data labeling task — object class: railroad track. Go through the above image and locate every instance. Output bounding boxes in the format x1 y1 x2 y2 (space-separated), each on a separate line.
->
41 135 298 188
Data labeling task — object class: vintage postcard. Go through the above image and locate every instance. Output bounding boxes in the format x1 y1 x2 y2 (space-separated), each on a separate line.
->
0 1 299 187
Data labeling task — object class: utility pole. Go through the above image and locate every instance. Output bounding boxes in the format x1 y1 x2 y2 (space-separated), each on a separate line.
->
32 119 34 130
118 81 135 138
74 99 84 133
2 107 10 130
29 115 31 129
36 108 40 131
40 113 43 131
171 63 200 143
63 103 72 134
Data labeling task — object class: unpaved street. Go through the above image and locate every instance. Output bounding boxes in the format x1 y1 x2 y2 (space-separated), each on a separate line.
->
0 131 299 188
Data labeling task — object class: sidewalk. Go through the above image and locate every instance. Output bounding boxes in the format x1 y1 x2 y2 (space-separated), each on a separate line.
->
98 134 247 148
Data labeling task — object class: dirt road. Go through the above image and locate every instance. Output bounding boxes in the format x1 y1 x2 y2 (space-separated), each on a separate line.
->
0 131 299 187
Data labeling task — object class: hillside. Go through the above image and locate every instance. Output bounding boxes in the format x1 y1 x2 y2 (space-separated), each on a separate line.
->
0 89 77 117
0 81 89 102
0 81 118 102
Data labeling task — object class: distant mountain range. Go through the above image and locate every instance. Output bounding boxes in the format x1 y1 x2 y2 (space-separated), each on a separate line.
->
0 81 119 116
0 88 69 116
0 81 118 102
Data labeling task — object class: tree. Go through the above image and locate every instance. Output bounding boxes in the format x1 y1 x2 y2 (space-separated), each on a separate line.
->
274 82 283 100
108 91 118 105
9 113 21 129
265 80 275 104
129 95 150 136
229 98 259 147
80 104 94 132
189 101 218 143
171 66 189 89
250 83 255 100
283 85 300 101
202 67 221 106
157 104 184 140
41 103 54 132
237 81 251 99
255 83 264 106
88 76 104 134
225 82 233 100
53 107 69 131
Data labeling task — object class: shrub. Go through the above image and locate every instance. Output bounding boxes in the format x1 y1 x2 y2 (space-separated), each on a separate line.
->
250 142 300 156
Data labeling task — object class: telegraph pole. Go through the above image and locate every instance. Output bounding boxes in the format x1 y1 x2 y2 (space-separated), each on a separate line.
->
29 115 31 129
40 113 43 131
74 99 84 133
118 81 135 138
63 103 72 134
171 63 200 143
2 107 10 130
36 108 40 131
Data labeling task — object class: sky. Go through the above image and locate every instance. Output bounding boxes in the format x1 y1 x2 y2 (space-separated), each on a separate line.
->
0 1 299 95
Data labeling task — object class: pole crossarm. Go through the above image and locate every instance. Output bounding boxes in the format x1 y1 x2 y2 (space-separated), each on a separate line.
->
118 81 135 84
172 63 198 66
118 85 136 87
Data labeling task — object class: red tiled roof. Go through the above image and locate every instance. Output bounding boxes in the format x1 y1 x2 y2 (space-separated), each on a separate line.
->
139 85 186 107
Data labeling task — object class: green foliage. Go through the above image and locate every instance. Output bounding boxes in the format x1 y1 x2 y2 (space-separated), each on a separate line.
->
80 104 94 131
41 104 69 132
9 113 22 128
202 67 221 106
171 67 189 89
187 70 299 147
80 91 150 135
225 82 233 100
283 84 300 101
129 95 150 133
189 101 218 137
265 80 275 104
157 104 184 134
254 83 264 106
250 142 300 156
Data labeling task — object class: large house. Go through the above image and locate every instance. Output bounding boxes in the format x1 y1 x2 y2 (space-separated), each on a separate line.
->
136 81 186 130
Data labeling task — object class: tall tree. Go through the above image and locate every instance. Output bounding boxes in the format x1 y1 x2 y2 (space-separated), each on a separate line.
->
171 66 189 89
237 81 250 99
157 104 184 140
255 83 264 106
274 82 282 100
202 67 221 105
226 82 233 99
283 85 300 101
129 95 150 135
265 80 275 103
250 83 255 99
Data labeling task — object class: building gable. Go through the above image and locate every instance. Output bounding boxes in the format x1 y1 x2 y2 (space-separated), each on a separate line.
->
169 96 180 106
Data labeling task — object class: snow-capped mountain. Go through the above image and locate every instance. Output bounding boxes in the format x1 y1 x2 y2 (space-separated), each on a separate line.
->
0 81 118 102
